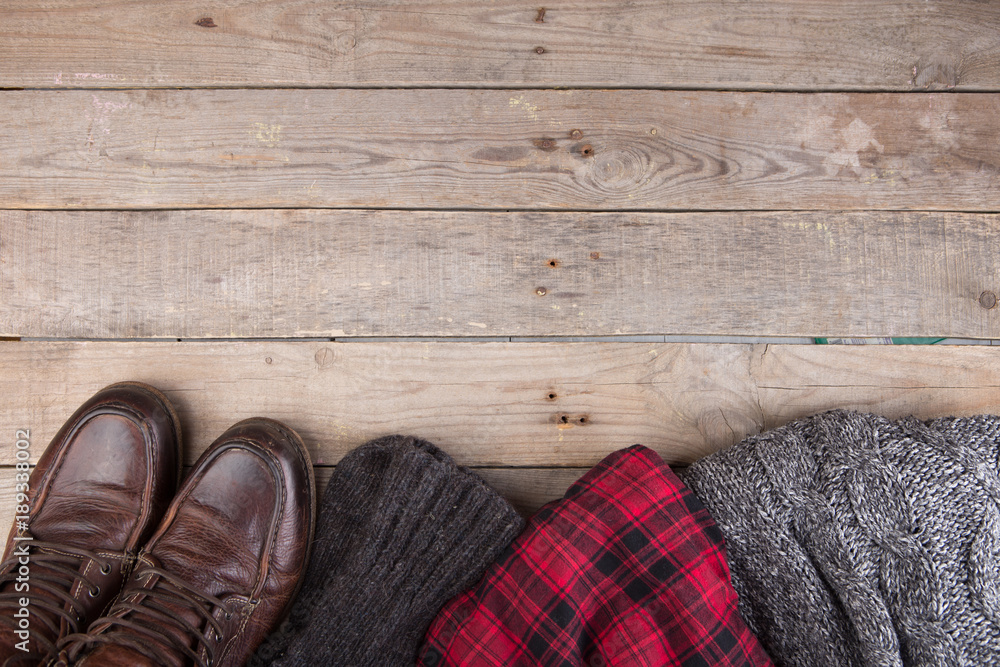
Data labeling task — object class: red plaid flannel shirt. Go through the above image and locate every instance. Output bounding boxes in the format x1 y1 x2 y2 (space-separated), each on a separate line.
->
418 445 772 666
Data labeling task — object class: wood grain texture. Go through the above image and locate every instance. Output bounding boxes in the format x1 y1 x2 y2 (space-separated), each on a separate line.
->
1 1 997 90
2 90 999 210
475 468 583 517
1 341 999 468
3 210 999 339
754 344 1000 428
0 465 584 546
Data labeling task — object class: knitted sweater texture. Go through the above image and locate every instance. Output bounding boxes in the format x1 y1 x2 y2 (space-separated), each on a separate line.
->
680 410 1000 667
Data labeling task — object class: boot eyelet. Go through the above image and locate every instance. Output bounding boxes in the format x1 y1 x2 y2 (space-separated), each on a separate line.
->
88 586 101 597
100 563 112 575
224 611 232 620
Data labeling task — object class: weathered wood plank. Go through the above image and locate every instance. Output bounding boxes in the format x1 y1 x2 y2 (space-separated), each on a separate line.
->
3 210 998 339
0 466 584 545
2 90 998 210
0 1 997 90
754 344 1000 427
474 468 583 517
1 342 998 468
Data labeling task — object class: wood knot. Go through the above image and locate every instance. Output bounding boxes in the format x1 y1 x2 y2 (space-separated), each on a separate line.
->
585 145 651 194
911 54 959 89
334 33 357 52
315 347 338 368
532 138 557 152
195 17 217 28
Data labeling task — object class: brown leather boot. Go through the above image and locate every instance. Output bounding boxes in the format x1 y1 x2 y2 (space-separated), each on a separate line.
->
57 418 315 667
0 382 181 665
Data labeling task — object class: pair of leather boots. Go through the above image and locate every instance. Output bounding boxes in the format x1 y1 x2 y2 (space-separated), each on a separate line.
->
0 383 314 666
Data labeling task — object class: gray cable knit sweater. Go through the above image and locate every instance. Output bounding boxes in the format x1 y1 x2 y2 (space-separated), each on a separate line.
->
680 410 1000 667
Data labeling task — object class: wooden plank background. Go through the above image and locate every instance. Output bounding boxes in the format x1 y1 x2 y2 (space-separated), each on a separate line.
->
0 0 997 90
2 342 998 467
2 340 999 538
2 91 999 210
3 210 998 339
2 1 1000 530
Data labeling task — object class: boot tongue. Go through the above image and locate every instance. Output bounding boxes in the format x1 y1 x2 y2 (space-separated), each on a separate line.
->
120 554 212 664
0 539 122 655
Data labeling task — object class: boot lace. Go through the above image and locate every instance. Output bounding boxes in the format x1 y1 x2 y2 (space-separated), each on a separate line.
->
59 565 232 667
0 538 115 658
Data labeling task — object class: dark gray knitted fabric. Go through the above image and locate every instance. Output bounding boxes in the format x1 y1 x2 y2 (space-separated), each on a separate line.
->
249 435 525 667
679 410 1000 667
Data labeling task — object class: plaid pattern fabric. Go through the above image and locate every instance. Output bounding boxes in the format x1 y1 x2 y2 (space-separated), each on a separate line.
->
418 445 772 667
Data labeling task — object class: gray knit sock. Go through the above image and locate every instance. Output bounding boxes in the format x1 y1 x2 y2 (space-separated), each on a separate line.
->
680 410 1000 667
251 435 524 667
